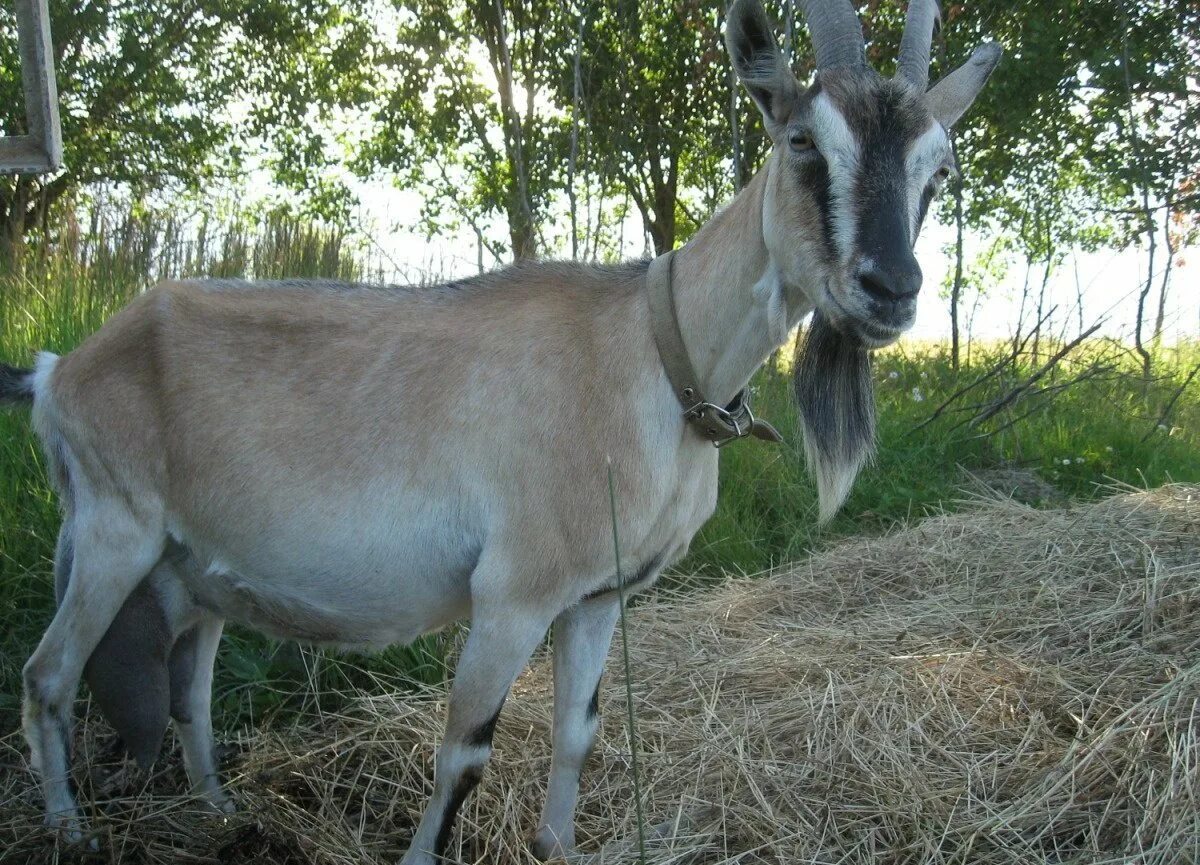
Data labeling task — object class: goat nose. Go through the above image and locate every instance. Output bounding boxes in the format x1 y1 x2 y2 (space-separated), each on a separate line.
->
858 262 922 303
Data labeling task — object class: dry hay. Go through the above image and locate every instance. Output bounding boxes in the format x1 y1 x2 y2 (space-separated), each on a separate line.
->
2 484 1199 864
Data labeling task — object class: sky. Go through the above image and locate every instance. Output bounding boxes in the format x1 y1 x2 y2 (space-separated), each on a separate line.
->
336 171 1195 347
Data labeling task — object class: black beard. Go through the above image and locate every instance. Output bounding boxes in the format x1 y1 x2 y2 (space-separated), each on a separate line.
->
792 311 877 522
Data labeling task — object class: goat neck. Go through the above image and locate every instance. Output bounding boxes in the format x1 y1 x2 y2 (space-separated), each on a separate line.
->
669 164 812 406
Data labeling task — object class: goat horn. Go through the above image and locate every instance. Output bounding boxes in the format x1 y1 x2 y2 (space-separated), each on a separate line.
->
801 0 865 71
896 0 941 90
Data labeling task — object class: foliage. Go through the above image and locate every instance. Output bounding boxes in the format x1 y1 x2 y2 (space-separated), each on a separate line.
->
574 0 742 254
0 0 374 237
359 0 575 261
926 0 1199 338
6 0 1190 293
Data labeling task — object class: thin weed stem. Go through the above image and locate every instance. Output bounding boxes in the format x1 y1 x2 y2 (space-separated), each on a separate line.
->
608 458 647 864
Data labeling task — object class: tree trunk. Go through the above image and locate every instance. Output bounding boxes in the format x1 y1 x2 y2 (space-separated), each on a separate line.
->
1153 195 1174 343
1121 27 1153 383
651 157 677 255
782 0 795 66
1031 258 1051 367
725 8 742 194
1012 262 1030 372
1072 253 1084 336
2 179 31 259
568 3 584 260
488 0 538 261
950 177 964 371
627 162 677 257
508 214 537 262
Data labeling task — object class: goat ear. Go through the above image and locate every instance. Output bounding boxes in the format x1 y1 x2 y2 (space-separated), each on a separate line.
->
924 42 1002 128
725 0 799 138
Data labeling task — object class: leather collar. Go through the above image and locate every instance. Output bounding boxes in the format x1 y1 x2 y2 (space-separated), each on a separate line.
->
646 250 783 448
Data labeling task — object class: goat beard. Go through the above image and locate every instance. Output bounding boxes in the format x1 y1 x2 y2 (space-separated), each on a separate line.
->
792 311 876 524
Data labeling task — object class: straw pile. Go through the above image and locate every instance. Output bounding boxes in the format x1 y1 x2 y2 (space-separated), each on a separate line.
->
2 484 1198 864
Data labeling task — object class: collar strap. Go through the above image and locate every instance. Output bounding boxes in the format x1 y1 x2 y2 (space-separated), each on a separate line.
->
647 250 783 448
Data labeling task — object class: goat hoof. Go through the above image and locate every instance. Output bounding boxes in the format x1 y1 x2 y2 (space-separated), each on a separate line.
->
45 812 97 850
197 792 236 816
398 850 438 865
531 826 575 861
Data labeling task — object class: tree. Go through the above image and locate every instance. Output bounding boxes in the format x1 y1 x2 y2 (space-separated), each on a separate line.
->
361 0 573 261
0 0 373 243
575 0 740 255
925 0 1199 365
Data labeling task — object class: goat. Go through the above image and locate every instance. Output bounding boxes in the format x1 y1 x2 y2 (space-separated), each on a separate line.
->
0 1 999 861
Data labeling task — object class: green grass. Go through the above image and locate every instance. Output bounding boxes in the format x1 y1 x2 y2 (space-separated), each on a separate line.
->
2 211 1198 733
686 340 1200 579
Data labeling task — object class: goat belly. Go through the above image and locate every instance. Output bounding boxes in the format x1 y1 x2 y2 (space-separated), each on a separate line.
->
168 536 475 650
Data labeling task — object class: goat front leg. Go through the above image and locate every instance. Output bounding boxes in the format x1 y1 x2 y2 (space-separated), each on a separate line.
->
401 597 553 865
532 597 620 861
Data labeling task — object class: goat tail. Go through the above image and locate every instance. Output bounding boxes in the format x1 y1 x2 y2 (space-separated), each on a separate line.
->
0 363 35 406
793 312 876 524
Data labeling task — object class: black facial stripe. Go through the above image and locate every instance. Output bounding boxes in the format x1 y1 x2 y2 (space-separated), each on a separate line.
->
794 76 934 269
854 147 909 251
857 177 910 244
915 183 935 235
834 81 931 260
795 157 838 264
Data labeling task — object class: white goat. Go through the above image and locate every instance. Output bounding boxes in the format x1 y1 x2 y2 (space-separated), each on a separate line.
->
0 1 999 861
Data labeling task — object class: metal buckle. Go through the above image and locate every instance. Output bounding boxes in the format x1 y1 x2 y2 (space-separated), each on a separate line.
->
714 401 754 448
685 400 753 448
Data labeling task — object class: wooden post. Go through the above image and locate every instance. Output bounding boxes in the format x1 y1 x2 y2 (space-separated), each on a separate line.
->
0 0 63 174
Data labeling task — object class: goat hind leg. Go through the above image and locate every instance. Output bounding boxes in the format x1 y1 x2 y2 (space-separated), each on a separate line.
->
56 516 176 771
169 615 232 813
22 501 162 843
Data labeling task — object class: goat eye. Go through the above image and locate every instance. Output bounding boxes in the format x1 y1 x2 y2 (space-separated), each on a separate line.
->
935 165 953 182
789 131 814 152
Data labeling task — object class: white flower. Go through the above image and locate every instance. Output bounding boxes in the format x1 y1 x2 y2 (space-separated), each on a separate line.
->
1105 446 1114 452
1062 459 1072 466
920 371 928 378
911 387 924 402
1075 457 1085 464
888 371 899 380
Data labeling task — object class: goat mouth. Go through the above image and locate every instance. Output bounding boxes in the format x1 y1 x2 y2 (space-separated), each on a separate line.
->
852 320 905 349
819 286 903 349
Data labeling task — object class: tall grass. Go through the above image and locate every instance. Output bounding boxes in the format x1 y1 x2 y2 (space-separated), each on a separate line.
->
1 208 1197 733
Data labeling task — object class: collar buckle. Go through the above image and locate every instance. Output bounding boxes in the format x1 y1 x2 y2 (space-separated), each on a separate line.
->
647 250 783 449
686 393 756 448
